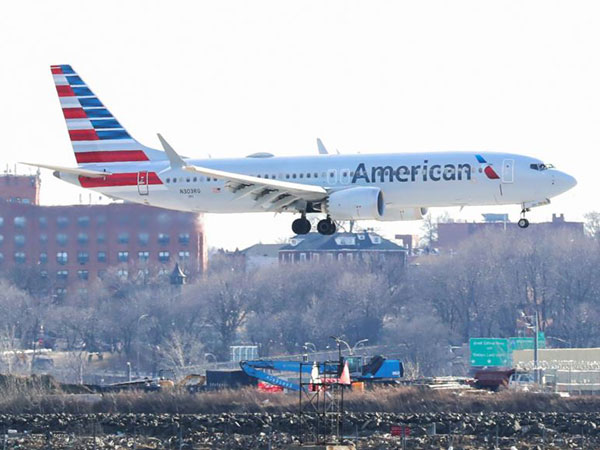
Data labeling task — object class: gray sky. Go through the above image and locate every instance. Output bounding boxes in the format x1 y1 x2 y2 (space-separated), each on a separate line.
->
1 1 596 249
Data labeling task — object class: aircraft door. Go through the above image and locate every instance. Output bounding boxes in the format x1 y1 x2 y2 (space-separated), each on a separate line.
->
340 168 351 185
501 159 514 183
327 169 337 186
137 171 149 195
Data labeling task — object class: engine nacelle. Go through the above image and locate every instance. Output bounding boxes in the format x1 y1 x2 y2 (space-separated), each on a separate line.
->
326 187 385 220
377 207 428 221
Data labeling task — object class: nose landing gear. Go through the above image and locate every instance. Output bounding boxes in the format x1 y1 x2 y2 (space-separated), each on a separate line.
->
518 208 530 229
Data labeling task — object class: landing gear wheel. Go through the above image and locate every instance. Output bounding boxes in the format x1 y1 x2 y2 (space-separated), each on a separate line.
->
317 218 336 235
292 218 311 235
518 218 529 229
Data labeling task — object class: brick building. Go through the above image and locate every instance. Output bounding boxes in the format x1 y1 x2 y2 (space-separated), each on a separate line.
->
437 213 584 251
0 174 206 296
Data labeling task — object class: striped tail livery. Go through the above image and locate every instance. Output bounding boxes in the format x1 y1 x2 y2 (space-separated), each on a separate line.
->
50 64 166 165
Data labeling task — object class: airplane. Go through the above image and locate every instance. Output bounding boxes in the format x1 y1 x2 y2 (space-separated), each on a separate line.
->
23 65 577 235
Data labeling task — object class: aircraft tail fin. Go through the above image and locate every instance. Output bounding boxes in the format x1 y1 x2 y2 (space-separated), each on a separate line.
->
50 65 167 164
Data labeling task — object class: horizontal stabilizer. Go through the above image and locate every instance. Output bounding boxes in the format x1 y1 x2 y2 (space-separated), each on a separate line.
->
20 162 112 178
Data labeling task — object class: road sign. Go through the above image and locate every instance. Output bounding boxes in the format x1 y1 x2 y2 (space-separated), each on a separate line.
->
509 333 546 351
470 338 510 367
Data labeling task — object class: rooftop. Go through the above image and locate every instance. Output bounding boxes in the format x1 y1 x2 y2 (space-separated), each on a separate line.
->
280 231 406 252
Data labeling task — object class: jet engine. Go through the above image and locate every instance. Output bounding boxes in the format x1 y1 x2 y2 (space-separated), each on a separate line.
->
377 207 428 221
325 187 385 220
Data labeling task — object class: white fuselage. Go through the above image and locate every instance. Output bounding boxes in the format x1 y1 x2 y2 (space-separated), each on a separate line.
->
57 151 576 218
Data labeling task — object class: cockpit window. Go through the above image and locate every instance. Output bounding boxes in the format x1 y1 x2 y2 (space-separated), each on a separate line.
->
530 163 554 171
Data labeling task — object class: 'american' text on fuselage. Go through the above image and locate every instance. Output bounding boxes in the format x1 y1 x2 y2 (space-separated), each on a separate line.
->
352 161 473 184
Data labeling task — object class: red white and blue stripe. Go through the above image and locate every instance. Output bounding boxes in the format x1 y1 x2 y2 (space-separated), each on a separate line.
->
51 64 150 164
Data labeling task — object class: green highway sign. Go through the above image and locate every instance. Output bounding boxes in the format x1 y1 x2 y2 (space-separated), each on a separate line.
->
509 333 546 351
469 338 510 367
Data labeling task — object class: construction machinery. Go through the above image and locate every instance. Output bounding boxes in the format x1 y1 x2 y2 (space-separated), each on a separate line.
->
240 355 403 391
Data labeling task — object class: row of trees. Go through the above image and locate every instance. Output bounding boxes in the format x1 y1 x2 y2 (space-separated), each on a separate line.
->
1 218 599 378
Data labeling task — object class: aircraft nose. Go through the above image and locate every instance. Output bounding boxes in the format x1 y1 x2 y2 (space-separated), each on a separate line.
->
553 171 577 193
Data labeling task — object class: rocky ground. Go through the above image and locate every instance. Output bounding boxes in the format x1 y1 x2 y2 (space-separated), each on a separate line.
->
0 411 599 448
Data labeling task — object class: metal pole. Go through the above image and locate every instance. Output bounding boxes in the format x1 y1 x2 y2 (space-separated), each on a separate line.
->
534 313 539 385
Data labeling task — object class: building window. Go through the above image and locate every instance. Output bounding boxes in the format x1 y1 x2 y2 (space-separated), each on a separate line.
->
14 235 25 247
0 253 3 264
55 287 67 297
77 251 89 264
56 216 69 228
158 251 170 262
158 233 170 245
56 234 68 246
97 215 107 225
39 252 48 264
38 217 46 227
96 233 106 244
14 252 26 264
77 216 90 227
138 232 150 245
77 232 89 244
346 253 353 261
117 232 129 244
40 233 48 244
312 253 320 261
56 270 69 280
78 288 88 296
327 253 334 262
138 251 150 262
337 253 344 262
0 235 3 245
77 270 89 280
97 251 107 263
178 251 190 261
178 233 190 244
299 253 307 262
117 269 128 279
56 251 68 265
14 217 26 228
117 251 129 262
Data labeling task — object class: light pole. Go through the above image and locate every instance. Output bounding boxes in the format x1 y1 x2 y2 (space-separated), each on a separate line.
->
352 339 369 355
330 336 352 361
520 311 540 384
303 342 317 353
136 314 150 377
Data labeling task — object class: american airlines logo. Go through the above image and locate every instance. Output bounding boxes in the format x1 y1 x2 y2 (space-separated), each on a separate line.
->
351 161 473 184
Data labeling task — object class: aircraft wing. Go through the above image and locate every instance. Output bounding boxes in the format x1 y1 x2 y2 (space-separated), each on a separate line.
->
183 164 328 211
20 162 112 178
158 133 328 211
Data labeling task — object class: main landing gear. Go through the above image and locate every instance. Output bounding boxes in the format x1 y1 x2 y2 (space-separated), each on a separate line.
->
518 208 530 229
292 215 311 235
291 215 337 235
316 217 336 235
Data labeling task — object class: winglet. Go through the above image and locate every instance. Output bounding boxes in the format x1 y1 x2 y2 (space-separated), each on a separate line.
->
157 134 186 169
317 138 329 155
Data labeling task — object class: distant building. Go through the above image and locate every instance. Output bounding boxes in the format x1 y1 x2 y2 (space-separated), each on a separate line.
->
437 213 584 251
278 231 407 265
239 243 286 269
0 174 206 296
